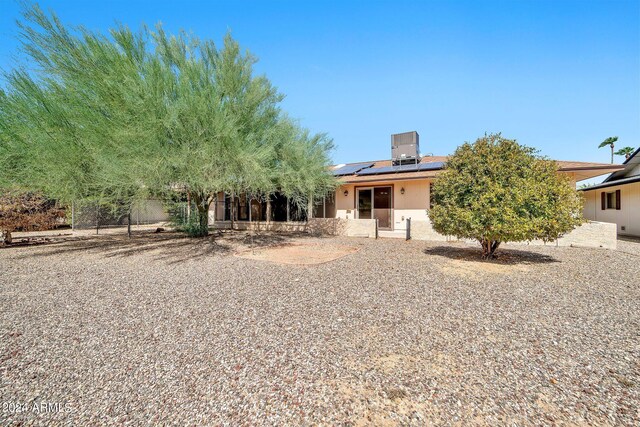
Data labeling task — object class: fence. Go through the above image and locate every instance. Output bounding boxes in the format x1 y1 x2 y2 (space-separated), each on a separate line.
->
71 199 169 230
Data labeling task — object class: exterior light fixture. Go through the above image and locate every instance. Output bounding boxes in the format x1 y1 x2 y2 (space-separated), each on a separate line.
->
400 187 405 195
344 190 349 197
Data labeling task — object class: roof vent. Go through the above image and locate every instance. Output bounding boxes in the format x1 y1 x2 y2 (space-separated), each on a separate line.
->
392 131 420 165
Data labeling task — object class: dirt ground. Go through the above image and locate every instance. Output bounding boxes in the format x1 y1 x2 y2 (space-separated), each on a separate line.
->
1 228 639 426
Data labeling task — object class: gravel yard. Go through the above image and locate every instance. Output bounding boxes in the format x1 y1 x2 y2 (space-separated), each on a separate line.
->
1 231 639 426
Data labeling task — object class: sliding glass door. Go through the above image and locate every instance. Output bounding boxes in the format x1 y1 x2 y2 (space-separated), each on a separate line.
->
357 186 392 229
357 188 372 219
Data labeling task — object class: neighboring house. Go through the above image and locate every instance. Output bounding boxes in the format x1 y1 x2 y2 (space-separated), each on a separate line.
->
580 147 640 237
211 132 623 236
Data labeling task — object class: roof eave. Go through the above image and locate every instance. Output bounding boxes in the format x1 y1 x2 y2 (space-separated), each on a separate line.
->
579 175 640 191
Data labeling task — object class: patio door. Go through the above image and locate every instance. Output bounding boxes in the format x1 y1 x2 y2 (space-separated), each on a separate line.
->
357 187 392 229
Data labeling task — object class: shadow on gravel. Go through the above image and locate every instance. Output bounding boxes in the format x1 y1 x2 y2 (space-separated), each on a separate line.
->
423 245 560 265
618 235 640 244
10 230 303 264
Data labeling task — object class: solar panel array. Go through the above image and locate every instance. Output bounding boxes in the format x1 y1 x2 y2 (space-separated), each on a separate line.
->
356 161 445 176
331 162 375 176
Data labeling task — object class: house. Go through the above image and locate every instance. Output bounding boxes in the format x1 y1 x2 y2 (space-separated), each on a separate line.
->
580 147 640 237
212 131 623 238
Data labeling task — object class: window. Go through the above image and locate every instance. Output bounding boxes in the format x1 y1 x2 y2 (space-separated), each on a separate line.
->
606 192 616 210
312 193 336 218
601 190 621 210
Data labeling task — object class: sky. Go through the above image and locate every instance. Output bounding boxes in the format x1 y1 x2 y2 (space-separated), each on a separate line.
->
1 0 639 173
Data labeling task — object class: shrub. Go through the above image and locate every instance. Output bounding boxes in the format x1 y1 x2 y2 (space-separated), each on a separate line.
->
430 134 583 258
0 190 65 244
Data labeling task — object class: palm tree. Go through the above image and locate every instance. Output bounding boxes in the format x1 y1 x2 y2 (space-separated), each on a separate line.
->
598 136 618 164
614 146 635 160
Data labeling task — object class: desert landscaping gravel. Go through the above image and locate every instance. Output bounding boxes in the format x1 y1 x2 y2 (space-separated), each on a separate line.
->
1 230 639 426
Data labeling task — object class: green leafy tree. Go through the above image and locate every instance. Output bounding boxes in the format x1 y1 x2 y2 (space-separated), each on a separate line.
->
430 134 583 259
614 146 635 160
0 5 336 237
598 136 618 164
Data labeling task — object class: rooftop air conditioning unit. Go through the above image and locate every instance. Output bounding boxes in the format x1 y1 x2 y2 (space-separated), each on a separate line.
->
391 131 420 165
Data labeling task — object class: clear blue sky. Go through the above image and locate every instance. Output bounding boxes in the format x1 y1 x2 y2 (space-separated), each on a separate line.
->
1 0 639 169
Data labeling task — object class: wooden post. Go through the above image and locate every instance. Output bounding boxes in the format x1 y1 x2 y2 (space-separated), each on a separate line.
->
286 197 290 223
186 192 191 222
127 209 132 239
230 191 235 230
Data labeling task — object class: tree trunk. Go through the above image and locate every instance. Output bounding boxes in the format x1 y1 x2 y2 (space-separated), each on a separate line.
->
480 239 501 259
189 191 211 237
95 203 100 235
230 191 235 231
611 144 614 164
266 198 272 224
196 204 209 236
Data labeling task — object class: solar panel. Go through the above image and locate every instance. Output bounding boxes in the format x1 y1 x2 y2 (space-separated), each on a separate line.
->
417 161 445 171
332 162 375 176
356 166 396 175
356 161 445 176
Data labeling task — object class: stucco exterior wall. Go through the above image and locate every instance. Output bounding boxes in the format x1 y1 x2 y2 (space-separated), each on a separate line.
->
582 182 640 237
335 185 356 219
334 179 432 230
409 218 454 242
391 180 430 231
131 199 170 224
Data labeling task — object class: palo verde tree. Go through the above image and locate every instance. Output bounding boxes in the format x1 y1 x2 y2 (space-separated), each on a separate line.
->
429 134 583 259
0 6 158 229
0 5 336 237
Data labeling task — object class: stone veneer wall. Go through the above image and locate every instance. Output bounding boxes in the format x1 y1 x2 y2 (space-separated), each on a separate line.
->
306 218 377 238
408 219 616 250
509 221 617 250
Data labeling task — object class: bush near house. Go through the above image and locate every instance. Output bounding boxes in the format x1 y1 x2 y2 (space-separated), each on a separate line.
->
429 133 583 259
0 190 65 244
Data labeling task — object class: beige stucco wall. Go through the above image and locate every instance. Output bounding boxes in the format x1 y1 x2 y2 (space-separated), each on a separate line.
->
409 218 454 242
131 199 170 224
335 179 432 231
582 182 640 237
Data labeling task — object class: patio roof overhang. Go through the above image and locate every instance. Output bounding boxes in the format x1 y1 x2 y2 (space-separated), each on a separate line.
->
556 162 625 181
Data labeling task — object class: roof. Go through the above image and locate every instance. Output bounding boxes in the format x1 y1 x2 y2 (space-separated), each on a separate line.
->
332 156 623 184
579 174 640 191
333 156 447 184
603 146 640 182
